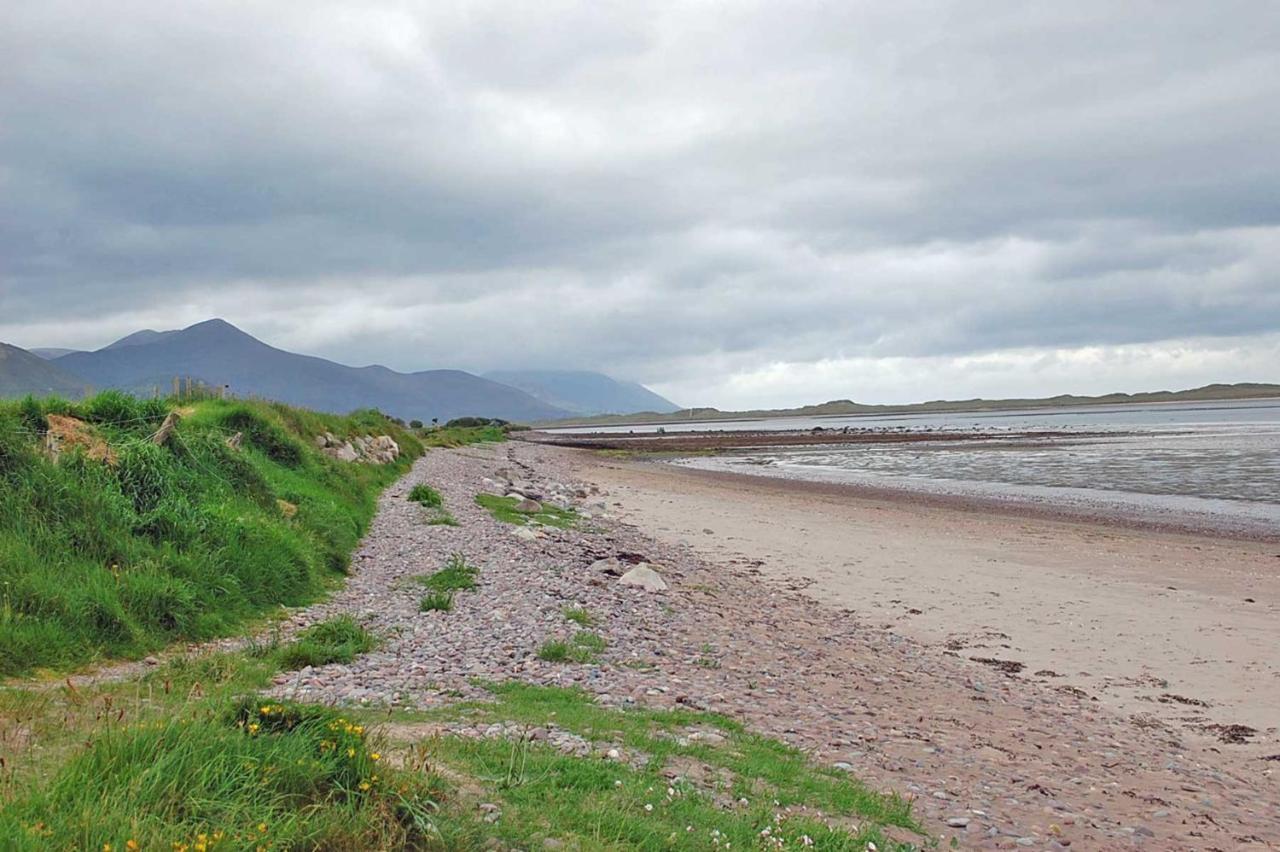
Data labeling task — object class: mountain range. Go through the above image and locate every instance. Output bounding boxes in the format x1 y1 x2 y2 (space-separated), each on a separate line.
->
1 319 677 423
484 370 680 416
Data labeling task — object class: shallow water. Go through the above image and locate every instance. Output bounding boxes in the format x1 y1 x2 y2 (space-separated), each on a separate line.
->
665 399 1280 537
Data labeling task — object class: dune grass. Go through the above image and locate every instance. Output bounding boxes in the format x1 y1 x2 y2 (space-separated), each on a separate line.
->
0 391 421 677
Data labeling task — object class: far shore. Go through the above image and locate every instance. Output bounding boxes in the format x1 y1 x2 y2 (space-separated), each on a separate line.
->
576 450 1280 749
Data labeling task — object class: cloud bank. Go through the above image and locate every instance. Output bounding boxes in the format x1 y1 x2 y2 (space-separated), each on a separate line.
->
3 1 1278 407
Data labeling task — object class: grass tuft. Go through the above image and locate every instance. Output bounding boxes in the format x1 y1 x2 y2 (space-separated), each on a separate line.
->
416 553 479 593
474 493 577 528
538 631 606 664
562 606 595 627
407 483 443 508
278 615 378 670
419 591 454 613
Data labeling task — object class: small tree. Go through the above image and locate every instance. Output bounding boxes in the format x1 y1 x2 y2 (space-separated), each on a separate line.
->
410 419 423 430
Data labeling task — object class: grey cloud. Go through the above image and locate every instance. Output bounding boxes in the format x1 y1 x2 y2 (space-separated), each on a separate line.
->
2 1 1278 404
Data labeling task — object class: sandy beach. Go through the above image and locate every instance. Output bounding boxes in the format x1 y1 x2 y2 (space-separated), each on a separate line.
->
579 453 1280 752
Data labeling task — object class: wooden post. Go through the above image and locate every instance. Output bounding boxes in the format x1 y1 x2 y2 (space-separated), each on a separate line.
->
172 376 180 398
152 411 181 445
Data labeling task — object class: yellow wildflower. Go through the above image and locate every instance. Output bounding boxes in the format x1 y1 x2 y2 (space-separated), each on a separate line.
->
359 781 371 791
370 752 381 761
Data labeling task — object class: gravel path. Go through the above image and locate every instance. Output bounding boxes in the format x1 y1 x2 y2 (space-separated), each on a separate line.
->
266 442 1279 849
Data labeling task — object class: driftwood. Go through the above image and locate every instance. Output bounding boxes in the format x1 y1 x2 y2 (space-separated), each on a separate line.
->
151 411 181 446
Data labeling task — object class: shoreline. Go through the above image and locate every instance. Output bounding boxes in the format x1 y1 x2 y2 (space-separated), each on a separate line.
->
661 454 1280 544
576 449 1280 748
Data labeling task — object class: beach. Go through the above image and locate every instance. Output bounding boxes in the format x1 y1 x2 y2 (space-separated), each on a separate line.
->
580 452 1280 749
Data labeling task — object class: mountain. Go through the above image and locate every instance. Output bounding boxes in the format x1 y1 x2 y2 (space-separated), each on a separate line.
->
29 348 84 360
0 343 90 398
103 329 179 350
483 370 679 416
53 319 568 422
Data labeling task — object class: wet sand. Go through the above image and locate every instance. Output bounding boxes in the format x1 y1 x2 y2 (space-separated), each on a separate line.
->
578 453 1280 749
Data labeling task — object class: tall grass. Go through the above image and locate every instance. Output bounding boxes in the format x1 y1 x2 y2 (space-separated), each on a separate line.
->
0 392 422 677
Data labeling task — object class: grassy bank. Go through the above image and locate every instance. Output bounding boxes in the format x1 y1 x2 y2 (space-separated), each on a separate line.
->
0 645 923 850
0 392 422 677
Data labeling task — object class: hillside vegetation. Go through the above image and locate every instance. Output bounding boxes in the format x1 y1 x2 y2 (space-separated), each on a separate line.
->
0 391 421 676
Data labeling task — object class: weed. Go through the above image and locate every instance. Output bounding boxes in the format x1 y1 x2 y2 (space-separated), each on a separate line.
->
426 511 460 527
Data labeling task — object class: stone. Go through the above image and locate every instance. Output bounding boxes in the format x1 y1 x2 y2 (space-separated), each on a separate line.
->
588 558 625 576
618 564 668 592
329 442 359 463
946 817 970 828
514 498 543 514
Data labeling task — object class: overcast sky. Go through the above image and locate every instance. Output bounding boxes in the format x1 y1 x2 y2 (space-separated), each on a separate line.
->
3 2 1278 408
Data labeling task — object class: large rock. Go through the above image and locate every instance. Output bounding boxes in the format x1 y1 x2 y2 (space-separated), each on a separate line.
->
330 442 359 462
618 564 668 592
588 557 625 576
513 498 542 514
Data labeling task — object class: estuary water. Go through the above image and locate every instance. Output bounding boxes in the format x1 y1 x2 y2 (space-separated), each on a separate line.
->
658 399 1280 537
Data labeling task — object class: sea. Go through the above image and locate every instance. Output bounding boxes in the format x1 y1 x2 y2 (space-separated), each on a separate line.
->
559 399 1280 537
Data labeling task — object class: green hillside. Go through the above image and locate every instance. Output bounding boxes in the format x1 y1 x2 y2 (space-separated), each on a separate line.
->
0 391 421 676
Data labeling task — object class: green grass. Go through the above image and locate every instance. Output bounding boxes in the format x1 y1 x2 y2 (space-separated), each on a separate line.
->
382 683 924 850
419 591 453 613
0 695 439 849
277 615 378 670
416 553 479 594
420 425 508 448
0 654 920 851
407 483 443 508
538 631 607 664
0 392 422 677
426 511 460 527
563 606 595 627
475 493 578 528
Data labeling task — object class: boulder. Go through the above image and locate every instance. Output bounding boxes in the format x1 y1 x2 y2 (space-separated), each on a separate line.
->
618 564 668 592
513 498 542 514
330 442 359 462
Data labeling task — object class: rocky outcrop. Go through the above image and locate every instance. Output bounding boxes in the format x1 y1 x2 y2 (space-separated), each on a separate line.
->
314 431 400 465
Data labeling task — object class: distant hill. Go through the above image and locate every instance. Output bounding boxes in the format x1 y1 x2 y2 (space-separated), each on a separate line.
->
29 348 84 360
550 382 1280 427
52 319 569 422
484 369 679 416
0 343 89 398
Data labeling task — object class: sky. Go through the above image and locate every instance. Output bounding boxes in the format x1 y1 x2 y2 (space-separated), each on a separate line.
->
2 1 1279 409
